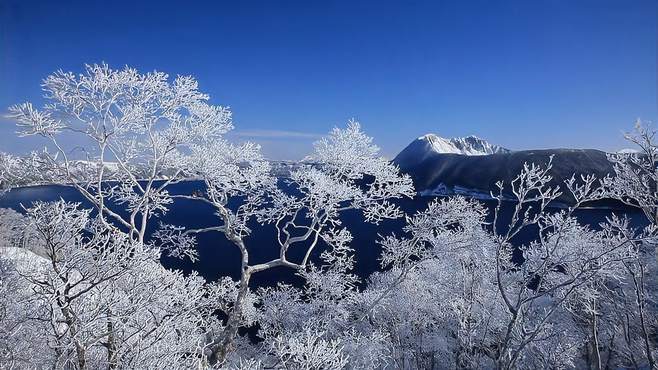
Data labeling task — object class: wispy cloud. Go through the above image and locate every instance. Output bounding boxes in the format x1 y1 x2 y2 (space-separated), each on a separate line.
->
228 129 322 140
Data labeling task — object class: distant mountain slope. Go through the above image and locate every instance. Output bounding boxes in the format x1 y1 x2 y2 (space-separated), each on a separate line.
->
393 137 616 205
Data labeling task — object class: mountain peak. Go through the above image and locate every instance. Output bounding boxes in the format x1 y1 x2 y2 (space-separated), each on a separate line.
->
393 133 510 171
415 133 510 156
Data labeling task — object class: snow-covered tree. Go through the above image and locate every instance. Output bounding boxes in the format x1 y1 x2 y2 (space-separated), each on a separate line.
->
0 201 219 369
6 63 235 245
177 121 414 365
600 121 658 369
350 160 643 369
358 196 502 369
1 64 273 368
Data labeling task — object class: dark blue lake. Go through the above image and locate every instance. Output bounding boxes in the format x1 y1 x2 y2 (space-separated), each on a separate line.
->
0 181 647 288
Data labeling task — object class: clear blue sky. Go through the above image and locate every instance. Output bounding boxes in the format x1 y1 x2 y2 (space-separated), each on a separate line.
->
1 0 656 159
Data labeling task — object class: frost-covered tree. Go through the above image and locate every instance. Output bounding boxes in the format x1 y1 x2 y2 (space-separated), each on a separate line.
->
349 160 642 369
604 121 658 225
485 162 634 369
0 201 219 369
600 121 658 369
175 121 414 365
359 196 502 369
1 64 272 368
6 63 235 246
0 209 54 368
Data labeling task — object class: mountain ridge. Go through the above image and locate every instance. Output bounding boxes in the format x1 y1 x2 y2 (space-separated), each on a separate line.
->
392 135 618 205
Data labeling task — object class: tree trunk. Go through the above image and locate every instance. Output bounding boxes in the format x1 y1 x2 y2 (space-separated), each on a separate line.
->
632 263 656 369
208 264 252 365
107 308 117 370
60 305 86 370
591 311 602 370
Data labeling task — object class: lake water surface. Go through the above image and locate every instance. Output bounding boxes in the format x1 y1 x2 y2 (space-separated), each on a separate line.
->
0 181 647 287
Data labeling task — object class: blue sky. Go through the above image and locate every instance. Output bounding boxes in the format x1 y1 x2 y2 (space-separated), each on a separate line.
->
1 0 656 159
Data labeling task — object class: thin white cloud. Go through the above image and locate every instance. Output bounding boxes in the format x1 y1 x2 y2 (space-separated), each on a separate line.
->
228 129 322 140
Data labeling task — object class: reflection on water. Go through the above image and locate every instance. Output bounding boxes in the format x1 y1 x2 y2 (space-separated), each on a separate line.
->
0 181 648 288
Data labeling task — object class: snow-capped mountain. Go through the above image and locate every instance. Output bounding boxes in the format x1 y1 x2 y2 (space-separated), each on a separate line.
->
393 134 618 206
393 134 510 169
419 134 510 156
